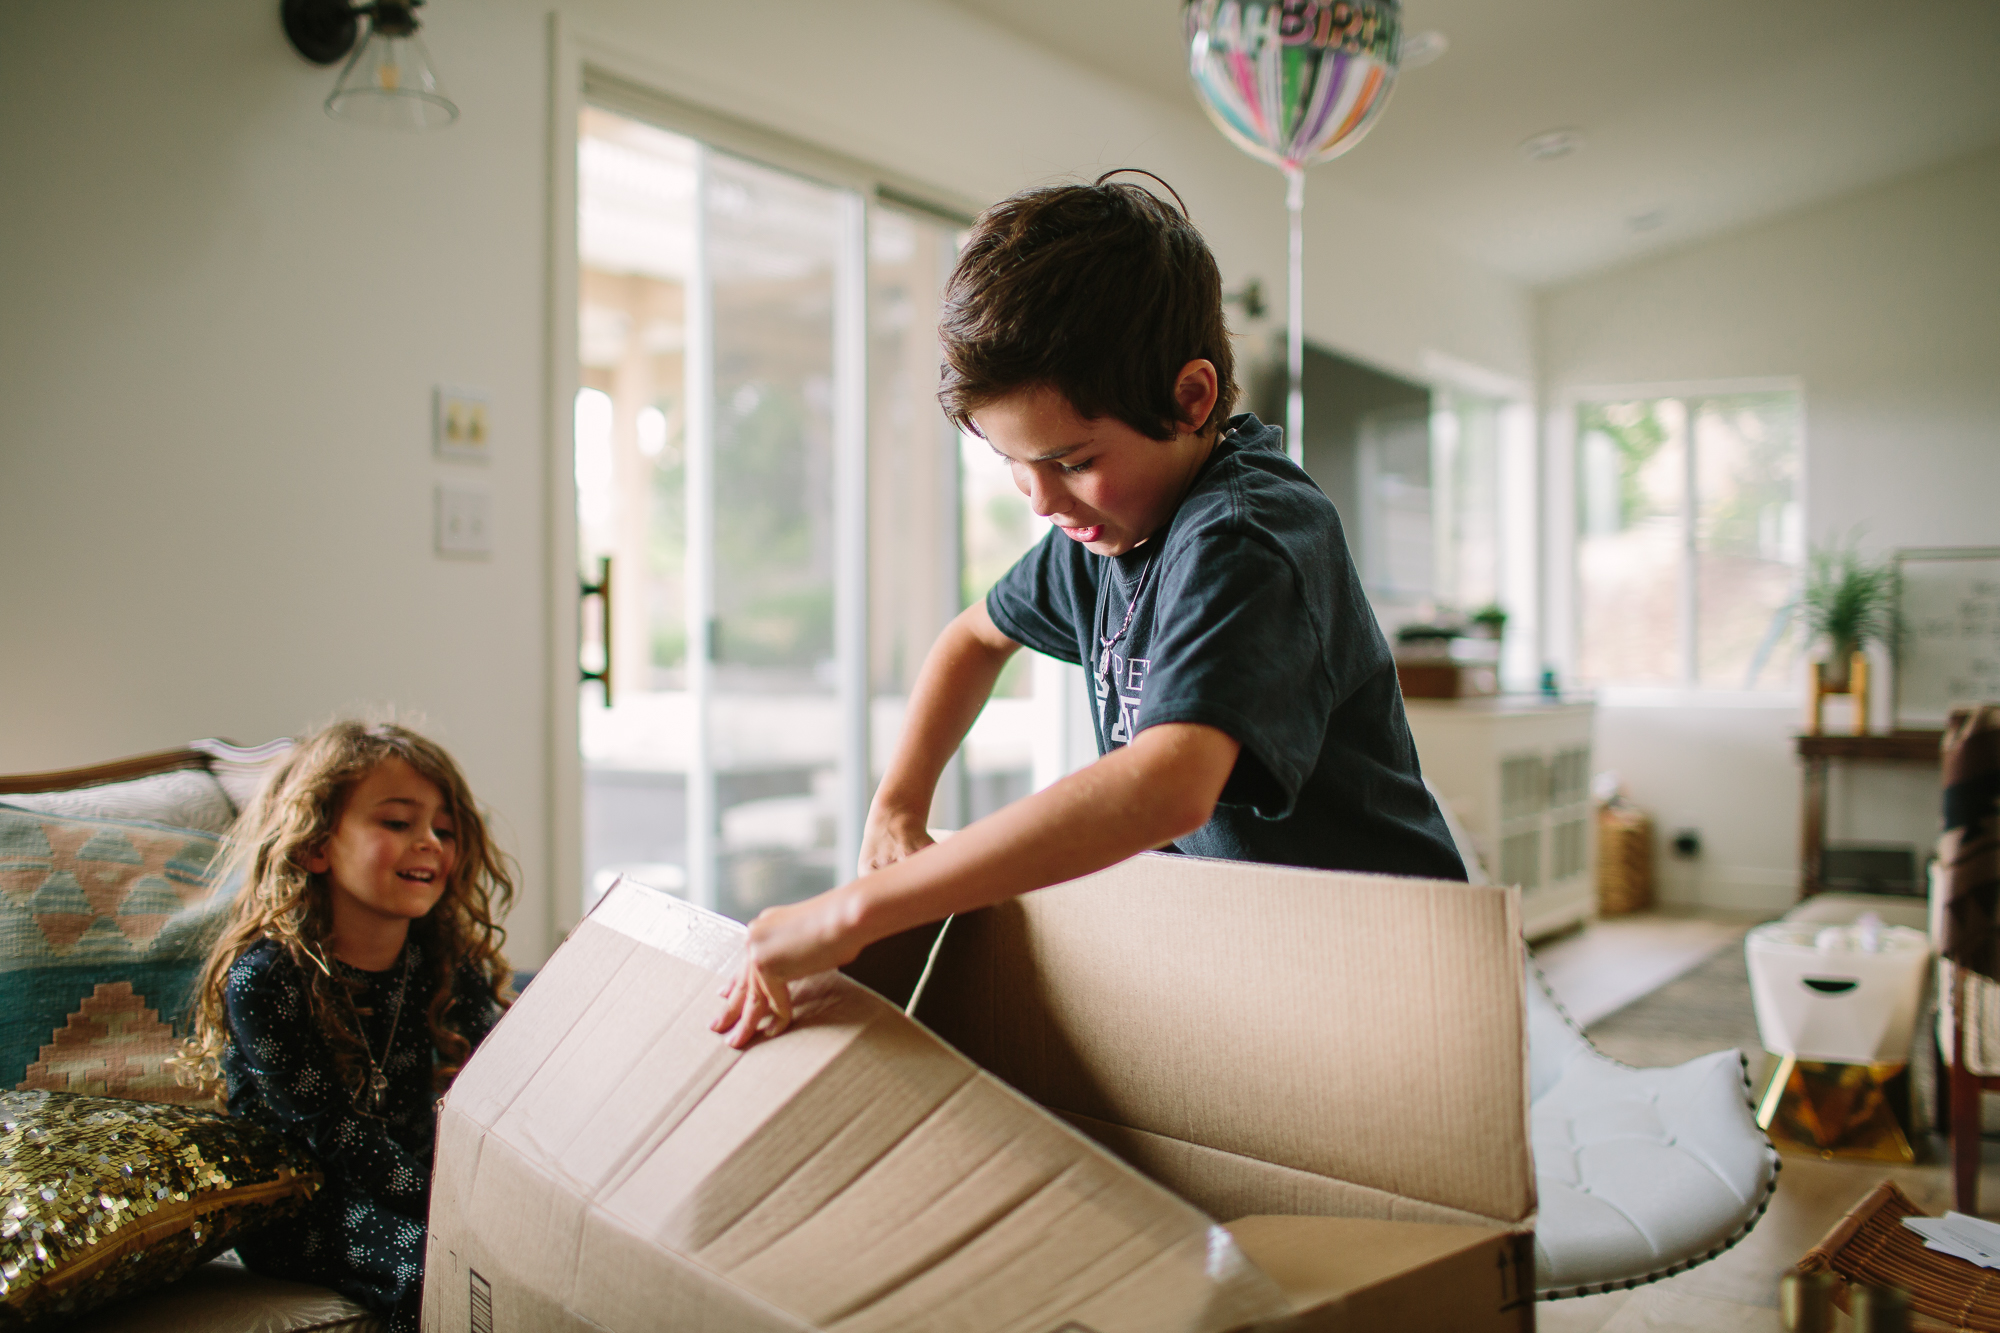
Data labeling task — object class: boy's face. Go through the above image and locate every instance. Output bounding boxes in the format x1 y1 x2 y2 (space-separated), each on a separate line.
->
972 361 1220 559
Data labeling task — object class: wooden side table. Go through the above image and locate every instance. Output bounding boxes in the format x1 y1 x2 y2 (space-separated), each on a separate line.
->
1795 730 1942 896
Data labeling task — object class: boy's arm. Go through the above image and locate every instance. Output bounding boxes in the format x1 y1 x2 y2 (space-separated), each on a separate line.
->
857 598 1022 872
715 718 1241 1047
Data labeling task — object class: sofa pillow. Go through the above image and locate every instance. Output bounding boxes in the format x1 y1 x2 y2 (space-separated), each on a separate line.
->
0 1090 321 1326
186 740 294 820
2 771 236 838
0 806 233 1106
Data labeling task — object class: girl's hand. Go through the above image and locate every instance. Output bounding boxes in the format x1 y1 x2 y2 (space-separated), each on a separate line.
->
857 809 933 876
711 889 866 1049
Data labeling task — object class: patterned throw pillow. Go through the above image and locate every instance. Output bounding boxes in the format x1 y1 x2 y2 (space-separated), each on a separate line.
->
0 1090 321 1326
0 773 237 839
0 806 234 1107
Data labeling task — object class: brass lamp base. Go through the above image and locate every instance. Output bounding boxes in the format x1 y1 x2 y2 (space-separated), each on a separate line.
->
1757 1054 1914 1163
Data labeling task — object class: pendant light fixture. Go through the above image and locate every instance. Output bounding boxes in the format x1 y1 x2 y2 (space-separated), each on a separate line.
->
281 0 458 131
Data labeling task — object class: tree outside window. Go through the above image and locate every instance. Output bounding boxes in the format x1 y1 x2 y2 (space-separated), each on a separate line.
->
1574 390 1802 689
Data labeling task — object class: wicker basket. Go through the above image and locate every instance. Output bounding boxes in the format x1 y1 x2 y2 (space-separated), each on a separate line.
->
1797 1179 2000 1331
1596 804 1654 916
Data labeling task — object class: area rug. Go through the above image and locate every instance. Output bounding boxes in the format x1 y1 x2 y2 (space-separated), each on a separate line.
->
1583 929 1765 1071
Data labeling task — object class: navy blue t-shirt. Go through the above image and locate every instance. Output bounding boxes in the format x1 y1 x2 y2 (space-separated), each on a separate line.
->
986 413 1465 880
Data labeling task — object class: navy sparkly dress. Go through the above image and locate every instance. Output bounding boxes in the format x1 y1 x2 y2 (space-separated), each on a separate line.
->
222 938 500 1333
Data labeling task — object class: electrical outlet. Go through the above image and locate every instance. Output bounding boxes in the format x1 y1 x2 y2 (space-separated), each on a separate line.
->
434 385 492 461
435 485 492 558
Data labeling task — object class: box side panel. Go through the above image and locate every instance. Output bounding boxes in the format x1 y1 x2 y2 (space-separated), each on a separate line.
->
913 854 1535 1224
626 1019 1289 1333
423 1130 813 1333
1227 1217 1535 1333
434 884 1296 1333
443 924 640 1130
1057 1112 1505 1229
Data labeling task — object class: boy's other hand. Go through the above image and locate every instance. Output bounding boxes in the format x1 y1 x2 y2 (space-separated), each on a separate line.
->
857 811 934 876
711 887 866 1049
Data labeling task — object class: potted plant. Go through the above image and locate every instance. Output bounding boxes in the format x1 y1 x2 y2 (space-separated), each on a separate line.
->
1468 604 1508 642
1798 537 1897 690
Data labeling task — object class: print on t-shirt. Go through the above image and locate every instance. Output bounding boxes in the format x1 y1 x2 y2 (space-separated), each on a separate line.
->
1096 653 1152 745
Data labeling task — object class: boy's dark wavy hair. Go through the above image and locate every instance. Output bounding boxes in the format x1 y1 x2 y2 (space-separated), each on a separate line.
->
938 173 1239 441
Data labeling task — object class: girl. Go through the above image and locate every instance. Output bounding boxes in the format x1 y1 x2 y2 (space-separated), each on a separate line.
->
189 721 514 1333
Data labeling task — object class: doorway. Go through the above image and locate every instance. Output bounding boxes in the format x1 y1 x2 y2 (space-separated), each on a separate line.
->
574 102 1038 924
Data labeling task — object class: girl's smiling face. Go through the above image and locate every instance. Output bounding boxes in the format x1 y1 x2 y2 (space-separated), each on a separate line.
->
971 360 1222 558
307 757 457 934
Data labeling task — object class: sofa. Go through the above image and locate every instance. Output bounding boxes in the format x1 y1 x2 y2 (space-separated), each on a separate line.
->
0 740 381 1332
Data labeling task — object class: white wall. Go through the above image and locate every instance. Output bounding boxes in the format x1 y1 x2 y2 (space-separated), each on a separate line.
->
0 0 1533 961
0 1 556 956
1540 146 2000 911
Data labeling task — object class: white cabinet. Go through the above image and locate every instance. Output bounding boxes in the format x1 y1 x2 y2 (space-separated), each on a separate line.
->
1405 697 1597 940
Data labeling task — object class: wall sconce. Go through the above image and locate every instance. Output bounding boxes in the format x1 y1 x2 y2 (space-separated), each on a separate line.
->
281 0 458 131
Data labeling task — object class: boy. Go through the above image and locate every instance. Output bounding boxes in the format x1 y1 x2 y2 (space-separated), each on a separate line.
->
716 176 1464 1047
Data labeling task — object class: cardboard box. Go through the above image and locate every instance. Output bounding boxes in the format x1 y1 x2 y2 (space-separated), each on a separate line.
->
424 854 1536 1332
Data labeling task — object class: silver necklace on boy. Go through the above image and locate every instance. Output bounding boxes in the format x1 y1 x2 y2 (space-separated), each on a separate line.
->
1097 550 1160 691
1092 422 1238 690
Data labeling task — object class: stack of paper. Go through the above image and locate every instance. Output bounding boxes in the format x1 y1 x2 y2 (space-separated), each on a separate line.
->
1903 1211 2000 1269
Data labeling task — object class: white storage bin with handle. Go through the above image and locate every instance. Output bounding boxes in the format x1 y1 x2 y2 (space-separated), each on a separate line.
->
1746 916 1932 1063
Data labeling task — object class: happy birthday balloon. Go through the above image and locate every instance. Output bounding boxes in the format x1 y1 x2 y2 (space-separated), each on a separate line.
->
1185 0 1402 171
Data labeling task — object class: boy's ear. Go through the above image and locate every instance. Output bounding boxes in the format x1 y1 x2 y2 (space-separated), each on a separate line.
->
1173 359 1220 434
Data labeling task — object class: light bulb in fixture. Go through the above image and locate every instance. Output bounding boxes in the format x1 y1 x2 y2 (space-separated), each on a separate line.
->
282 0 458 131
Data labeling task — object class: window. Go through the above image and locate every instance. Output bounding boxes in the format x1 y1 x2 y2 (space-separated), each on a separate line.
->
1349 370 1535 687
1573 389 1803 689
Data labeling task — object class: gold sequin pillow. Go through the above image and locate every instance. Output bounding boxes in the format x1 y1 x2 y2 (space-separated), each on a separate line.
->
0 1090 321 1327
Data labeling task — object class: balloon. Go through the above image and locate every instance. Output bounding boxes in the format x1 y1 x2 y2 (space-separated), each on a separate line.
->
1184 0 1402 171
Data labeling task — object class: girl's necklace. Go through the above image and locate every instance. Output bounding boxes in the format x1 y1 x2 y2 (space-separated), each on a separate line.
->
303 941 414 1115
353 948 412 1114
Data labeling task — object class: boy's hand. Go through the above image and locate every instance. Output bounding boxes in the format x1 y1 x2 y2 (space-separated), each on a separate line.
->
711 888 866 1049
857 810 934 876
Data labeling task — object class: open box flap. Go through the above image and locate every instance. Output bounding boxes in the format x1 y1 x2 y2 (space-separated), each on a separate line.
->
426 879 1293 1333
910 853 1536 1228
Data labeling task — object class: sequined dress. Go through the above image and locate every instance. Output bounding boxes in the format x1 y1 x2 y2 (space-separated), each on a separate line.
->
222 938 500 1333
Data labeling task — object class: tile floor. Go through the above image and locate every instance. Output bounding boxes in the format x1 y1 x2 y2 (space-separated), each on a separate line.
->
1530 910 1988 1332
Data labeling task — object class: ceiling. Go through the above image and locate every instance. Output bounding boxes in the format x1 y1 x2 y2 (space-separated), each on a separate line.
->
938 0 2000 286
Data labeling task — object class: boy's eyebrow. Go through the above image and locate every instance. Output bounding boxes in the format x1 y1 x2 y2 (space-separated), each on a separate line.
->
990 441 1086 463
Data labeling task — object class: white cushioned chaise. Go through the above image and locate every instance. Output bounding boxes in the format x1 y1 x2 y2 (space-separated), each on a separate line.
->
1424 782 1779 1297
1526 963 1780 1297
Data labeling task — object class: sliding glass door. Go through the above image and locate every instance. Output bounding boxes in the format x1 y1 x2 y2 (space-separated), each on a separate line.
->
576 103 974 922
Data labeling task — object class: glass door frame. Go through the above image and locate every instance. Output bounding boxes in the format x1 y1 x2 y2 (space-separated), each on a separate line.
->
548 24 980 943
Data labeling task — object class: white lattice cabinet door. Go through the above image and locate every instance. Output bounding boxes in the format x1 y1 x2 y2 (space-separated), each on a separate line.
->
1404 697 1597 940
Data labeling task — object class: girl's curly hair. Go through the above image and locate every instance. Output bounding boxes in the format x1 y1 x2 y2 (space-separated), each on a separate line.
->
186 720 513 1104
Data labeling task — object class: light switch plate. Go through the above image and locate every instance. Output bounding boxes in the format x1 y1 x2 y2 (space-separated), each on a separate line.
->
435 484 493 558
434 385 492 462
